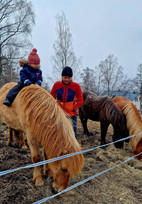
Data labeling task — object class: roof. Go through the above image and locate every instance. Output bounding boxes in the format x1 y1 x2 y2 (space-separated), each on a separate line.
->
100 91 139 101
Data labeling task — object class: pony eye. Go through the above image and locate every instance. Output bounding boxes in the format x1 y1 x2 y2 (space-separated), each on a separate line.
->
61 168 67 172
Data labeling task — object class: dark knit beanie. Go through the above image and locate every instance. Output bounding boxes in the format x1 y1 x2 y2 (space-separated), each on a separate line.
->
28 48 40 64
61 66 73 77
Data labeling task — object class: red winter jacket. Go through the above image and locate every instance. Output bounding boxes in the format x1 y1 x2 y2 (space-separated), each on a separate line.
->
51 80 83 116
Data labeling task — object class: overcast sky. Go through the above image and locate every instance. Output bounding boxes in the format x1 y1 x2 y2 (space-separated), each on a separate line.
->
31 0 142 82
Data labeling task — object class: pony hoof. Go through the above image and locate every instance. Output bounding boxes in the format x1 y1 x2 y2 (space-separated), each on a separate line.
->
84 132 93 136
88 132 93 136
43 169 48 176
7 142 12 147
51 186 58 194
100 142 107 148
21 145 27 149
35 179 44 186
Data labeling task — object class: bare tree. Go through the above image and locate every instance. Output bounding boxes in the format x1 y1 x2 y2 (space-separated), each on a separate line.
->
1 59 19 86
95 54 130 95
93 65 105 95
0 0 35 84
132 63 142 110
80 67 96 92
51 11 82 81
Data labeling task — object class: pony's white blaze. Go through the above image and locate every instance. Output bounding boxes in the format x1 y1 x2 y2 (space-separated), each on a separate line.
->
0 82 84 191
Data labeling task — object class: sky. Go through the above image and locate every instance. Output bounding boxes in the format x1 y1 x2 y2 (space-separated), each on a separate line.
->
31 0 142 83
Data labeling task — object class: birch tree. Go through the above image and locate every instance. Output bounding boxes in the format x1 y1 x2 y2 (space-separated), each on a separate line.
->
51 11 81 81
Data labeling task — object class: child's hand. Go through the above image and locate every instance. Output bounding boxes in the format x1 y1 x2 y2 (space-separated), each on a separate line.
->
25 80 32 86
35 81 42 86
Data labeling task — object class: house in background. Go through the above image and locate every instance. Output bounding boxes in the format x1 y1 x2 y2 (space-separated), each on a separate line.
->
100 91 140 111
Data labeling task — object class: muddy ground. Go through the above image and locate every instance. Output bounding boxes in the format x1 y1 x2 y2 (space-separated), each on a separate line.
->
0 116 142 204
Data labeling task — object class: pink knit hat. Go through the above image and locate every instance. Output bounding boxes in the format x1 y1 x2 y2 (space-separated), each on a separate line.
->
28 48 40 64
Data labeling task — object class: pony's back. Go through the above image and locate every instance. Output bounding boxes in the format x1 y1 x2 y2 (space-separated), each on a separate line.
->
82 91 109 117
82 91 125 126
113 96 141 120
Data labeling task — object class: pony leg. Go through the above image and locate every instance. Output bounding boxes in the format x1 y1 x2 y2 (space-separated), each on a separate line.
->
43 149 50 176
14 130 26 149
100 121 109 145
19 131 26 149
7 127 13 145
26 134 43 186
43 150 53 177
79 108 90 135
82 118 90 135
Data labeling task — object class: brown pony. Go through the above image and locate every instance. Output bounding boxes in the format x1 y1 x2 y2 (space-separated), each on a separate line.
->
79 91 128 148
113 96 142 160
0 82 84 192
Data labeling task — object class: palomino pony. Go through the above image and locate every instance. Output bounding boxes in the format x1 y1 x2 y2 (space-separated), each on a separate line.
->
113 96 142 160
79 91 128 148
0 82 84 192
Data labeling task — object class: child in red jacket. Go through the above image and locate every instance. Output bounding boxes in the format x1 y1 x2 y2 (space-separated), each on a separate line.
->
51 66 83 139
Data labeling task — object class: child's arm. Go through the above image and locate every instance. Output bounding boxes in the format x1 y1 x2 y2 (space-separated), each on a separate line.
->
20 68 32 86
35 70 43 86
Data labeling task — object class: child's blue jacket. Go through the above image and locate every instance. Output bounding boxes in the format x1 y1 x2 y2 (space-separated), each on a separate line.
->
19 63 42 86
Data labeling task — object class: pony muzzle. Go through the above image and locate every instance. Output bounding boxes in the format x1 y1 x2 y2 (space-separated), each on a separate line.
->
52 181 68 193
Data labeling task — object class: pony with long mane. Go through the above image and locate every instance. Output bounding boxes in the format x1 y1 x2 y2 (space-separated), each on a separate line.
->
113 96 142 160
0 82 84 192
79 91 128 148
